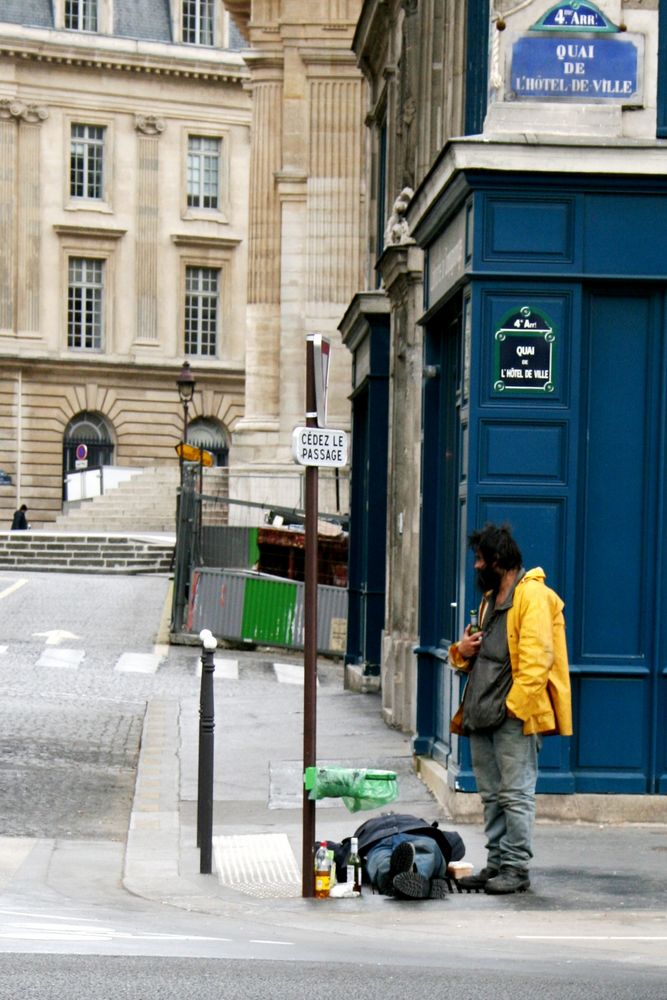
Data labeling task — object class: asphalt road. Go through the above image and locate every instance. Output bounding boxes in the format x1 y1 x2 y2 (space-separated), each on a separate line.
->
0 955 665 1000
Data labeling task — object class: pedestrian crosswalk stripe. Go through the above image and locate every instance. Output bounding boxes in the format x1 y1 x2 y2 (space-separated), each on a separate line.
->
273 661 318 686
36 648 85 669
115 652 163 674
195 656 239 680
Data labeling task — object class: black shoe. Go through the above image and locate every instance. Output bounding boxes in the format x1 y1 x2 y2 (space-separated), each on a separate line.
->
484 866 530 895
457 866 498 891
389 841 416 882
392 870 430 899
428 878 450 899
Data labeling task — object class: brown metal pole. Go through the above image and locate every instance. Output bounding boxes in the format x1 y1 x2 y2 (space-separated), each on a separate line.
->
302 337 318 897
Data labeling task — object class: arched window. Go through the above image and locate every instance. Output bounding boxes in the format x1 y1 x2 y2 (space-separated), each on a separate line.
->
186 417 228 466
63 411 115 474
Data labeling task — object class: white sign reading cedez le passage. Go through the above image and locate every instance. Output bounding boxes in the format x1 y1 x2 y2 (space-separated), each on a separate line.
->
292 426 349 468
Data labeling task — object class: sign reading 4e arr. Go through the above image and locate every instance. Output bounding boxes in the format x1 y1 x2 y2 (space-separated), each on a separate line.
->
292 426 349 468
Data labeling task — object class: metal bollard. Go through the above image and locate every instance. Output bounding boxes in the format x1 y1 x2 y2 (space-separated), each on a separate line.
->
197 628 217 874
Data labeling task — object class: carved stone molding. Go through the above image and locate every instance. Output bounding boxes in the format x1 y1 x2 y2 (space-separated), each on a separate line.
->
0 99 49 124
135 115 166 136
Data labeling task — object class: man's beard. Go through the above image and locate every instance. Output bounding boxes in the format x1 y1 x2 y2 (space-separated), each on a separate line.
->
477 566 500 593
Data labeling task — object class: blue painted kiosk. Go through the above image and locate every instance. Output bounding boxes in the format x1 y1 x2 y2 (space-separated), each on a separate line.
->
339 292 390 680
410 162 667 797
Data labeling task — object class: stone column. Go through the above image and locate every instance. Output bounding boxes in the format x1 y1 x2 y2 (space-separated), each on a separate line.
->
135 115 166 344
306 75 364 305
0 102 49 336
16 105 48 335
240 58 284 434
377 242 424 733
0 102 18 332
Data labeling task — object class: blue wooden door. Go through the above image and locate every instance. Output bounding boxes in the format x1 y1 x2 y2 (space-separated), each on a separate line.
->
575 291 665 793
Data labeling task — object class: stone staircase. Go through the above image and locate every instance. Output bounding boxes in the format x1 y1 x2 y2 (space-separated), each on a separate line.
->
54 465 180 533
0 532 174 574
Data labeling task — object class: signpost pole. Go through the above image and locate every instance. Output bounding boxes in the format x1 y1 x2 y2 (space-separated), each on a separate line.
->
301 336 318 898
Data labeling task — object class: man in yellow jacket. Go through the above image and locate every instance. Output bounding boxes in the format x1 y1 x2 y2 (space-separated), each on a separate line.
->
448 523 572 894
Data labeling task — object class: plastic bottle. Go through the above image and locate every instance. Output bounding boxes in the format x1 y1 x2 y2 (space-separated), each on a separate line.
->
469 609 480 634
314 841 331 898
346 836 362 894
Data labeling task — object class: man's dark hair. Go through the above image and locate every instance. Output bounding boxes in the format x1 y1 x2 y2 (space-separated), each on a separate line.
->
468 522 522 570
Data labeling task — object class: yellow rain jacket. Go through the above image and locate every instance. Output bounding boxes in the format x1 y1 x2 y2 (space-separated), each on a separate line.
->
449 567 573 737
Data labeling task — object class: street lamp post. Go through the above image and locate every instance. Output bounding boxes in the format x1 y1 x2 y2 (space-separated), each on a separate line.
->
176 360 197 468
172 360 197 635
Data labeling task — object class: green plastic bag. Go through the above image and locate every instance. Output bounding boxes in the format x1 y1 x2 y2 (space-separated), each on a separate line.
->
304 766 398 813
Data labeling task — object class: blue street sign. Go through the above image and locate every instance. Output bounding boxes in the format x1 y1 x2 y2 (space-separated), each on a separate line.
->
510 35 641 103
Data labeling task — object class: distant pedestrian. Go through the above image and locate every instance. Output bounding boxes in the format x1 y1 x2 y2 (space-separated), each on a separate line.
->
11 504 28 530
449 523 572 894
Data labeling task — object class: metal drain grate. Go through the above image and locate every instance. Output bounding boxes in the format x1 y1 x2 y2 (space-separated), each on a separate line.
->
212 833 301 899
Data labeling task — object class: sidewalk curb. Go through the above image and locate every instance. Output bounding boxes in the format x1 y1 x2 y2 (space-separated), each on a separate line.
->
123 699 180 896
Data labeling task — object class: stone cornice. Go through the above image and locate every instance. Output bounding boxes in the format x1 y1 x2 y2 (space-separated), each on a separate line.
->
409 136 667 247
171 233 242 250
338 290 390 351
377 244 423 302
53 223 127 240
300 47 361 68
353 0 391 78
0 28 249 84
0 353 245 384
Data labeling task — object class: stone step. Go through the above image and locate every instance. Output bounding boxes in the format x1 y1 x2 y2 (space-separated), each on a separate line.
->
0 532 174 574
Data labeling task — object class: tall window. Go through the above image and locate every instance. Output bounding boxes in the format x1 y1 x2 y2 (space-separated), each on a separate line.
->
70 124 105 200
185 266 219 356
187 136 221 209
65 0 98 32
183 0 214 45
68 258 104 350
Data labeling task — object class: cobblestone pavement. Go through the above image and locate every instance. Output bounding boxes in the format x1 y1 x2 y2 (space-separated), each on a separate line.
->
0 571 198 840
0 570 344 842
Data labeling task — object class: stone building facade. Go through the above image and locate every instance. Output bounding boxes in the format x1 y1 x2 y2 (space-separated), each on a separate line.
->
0 0 365 528
0 0 250 526
227 0 364 516
343 0 473 728
346 0 667 809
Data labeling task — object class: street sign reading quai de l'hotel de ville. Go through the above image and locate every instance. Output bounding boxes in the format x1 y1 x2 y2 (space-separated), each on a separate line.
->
508 1 644 105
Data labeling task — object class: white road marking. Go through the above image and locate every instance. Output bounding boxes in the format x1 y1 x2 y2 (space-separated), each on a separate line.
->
0 922 231 943
35 648 85 669
517 935 667 942
115 652 163 674
196 656 239 680
0 910 230 943
273 661 318 686
249 939 294 947
0 646 7 654
0 579 28 600
33 629 81 646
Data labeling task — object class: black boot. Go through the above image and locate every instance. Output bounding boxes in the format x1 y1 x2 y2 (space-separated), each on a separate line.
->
484 866 530 895
457 866 498 891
